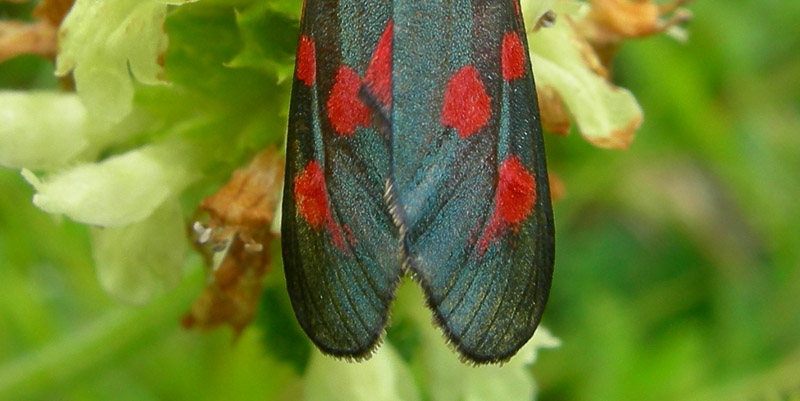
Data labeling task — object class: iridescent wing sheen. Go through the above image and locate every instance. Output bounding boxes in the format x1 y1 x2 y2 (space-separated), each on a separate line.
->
390 0 554 363
282 0 554 364
282 0 401 359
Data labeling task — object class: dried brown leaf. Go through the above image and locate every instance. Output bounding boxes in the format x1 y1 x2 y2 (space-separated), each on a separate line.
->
33 0 76 27
538 85 572 136
585 114 641 149
0 20 57 62
0 0 73 63
578 0 692 67
201 149 284 228
183 149 285 335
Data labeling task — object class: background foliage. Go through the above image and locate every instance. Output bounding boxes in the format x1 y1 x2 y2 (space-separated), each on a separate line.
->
1 1 799 400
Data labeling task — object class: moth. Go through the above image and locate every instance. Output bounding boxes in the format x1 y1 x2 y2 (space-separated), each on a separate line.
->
281 0 554 364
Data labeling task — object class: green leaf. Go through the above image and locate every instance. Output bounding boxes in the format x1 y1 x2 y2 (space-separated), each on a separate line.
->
0 92 91 169
526 7 643 149
22 138 200 227
56 0 197 124
265 0 303 17
520 0 558 26
257 285 312 374
0 91 156 170
229 2 299 82
385 315 422 363
90 198 187 304
303 344 421 401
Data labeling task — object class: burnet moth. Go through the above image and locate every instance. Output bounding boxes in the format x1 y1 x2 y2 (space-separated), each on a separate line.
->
282 0 555 364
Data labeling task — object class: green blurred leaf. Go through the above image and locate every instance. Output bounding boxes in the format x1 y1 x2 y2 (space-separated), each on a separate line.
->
90 199 187 304
229 2 299 82
385 314 422 363
528 20 643 149
56 0 197 123
0 92 91 169
257 285 311 374
22 138 201 227
393 281 559 401
303 344 421 401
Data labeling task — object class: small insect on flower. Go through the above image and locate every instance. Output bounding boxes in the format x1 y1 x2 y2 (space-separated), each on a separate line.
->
282 0 554 364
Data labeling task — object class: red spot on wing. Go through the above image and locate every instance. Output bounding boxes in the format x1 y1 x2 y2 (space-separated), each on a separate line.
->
496 156 537 223
293 160 346 250
294 160 329 228
502 32 526 81
478 156 537 254
327 66 371 136
441 66 491 138
364 20 393 108
296 35 316 86
512 0 520 16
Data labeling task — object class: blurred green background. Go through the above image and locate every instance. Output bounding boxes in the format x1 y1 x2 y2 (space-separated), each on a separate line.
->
2 1 799 400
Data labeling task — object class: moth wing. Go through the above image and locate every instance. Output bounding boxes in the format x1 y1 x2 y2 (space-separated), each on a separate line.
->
392 1 555 363
281 1 401 359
